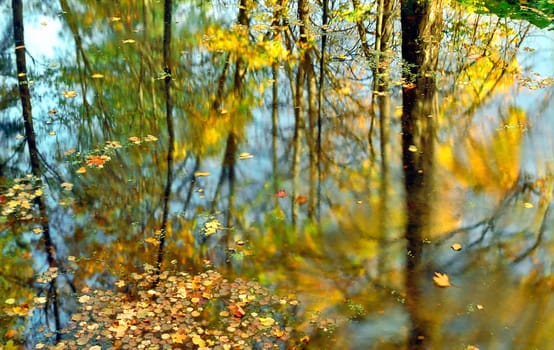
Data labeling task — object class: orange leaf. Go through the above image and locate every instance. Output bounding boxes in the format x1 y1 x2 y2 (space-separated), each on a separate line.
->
276 189 287 198
229 303 245 318
295 195 308 204
76 166 87 174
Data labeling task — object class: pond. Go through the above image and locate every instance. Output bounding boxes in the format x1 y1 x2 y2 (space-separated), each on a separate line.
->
1 0 553 349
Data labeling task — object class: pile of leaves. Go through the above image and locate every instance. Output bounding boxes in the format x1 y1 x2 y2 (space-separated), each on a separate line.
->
45 266 300 349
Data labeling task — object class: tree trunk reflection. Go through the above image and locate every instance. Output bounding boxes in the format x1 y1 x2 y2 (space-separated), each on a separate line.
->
12 0 62 339
401 0 443 348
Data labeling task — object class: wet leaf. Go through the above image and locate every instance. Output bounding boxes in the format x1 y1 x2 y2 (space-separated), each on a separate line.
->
91 73 104 79
239 152 253 160
194 171 210 177
76 167 87 174
295 195 308 204
258 317 275 327
229 303 245 318
62 90 77 98
451 243 462 251
276 189 287 197
433 272 452 288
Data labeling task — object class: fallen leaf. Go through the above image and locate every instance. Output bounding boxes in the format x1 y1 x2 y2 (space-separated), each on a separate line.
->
259 317 275 327
194 171 210 177
276 189 287 198
451 243 462 251
86 155 110 168
62 90 77 98
5 329 17 339
433 272 452 288
76 167 87 174
172 332 187 344
229 303 245 318
128 136 141 144
144 237 160 246
61 182 74 190
91 73 104 79
239 152 253 160
295 195 308 204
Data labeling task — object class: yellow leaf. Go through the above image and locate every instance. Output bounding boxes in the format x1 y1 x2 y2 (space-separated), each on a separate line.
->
258 317 275 327
433 272 452 288
194 171 210 177
451 243 462 251
62 90 77 98
91 73 104 79
144 237 160 246
239 152 253 160
76 167 87 174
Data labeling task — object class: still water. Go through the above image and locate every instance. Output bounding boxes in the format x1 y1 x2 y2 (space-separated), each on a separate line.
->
1 0 553 349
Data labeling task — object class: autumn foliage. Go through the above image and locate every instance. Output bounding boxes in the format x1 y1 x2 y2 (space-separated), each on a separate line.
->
44 266 300 349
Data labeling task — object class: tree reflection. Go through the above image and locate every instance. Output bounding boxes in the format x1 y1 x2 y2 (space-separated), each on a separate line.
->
400 0 443 348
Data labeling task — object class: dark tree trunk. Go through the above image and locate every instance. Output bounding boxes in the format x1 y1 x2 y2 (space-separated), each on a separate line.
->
156 0 174 274
13 0 61 339
400 0 443 348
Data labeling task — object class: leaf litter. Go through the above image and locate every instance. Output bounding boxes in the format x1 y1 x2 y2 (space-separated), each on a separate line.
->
46 267 299 349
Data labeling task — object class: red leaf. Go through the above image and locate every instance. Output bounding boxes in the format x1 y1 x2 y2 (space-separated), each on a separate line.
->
276 189 287 198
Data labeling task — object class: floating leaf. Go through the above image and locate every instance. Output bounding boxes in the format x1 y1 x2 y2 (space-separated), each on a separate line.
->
86 154 111 168
194 171 210 177
259 317 275 327
144 134 158 142
229 303 245 318
276 189 287 198
91 73 104 79
451 243 462 251
78 295 91 303
239 152 254 160
523 202 534 208
295 195 308 204
76 166 87 174
144 237 160 246
61 182 74 191
128 136 141 144
433 272 452 288
122 39 136 44
62 90 77 98
172 332 187 344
